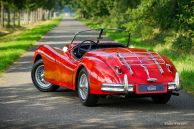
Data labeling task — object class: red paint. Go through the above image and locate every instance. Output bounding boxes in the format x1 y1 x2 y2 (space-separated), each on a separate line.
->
33 43 177 95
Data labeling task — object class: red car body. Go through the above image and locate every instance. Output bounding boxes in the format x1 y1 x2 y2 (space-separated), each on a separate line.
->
32 28 180 106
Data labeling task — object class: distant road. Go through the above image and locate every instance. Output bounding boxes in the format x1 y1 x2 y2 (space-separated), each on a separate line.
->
0 14 194 129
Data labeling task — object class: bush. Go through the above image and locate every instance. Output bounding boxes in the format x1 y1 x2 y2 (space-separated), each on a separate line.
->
172 33 193 53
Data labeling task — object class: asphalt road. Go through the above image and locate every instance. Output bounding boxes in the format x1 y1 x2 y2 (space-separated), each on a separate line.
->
0 15 194 129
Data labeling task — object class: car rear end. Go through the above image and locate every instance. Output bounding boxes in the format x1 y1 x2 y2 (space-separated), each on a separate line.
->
100 48 181 96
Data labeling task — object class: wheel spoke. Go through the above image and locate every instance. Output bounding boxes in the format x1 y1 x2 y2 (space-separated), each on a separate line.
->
83 88 88 96
79 73 88 100
83 77 87 85
35 65 51 89
81 77 85 85
80 87 87 93
80 83 83 88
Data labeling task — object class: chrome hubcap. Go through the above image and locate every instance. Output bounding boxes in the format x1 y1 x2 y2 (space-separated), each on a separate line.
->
79 74 89 100
35 65 51 89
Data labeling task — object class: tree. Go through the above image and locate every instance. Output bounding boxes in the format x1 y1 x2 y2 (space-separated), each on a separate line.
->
0 0 63 28
0 0 4 28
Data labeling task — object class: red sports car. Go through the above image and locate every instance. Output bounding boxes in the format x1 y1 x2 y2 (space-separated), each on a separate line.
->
31 28 181 106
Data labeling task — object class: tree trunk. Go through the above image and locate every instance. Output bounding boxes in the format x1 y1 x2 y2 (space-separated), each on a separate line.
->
171 0 178 17
42 9 45 20
39 8 42 21
35 9 38 22
50 10 53 19
1 0 4 28
30 11 32 23
27 11 30 24
46 10 49 20
48 10 51 19
13 10 16 27
33 11 35 23
7 8 11 27
38 8 40 21
18 11 20 26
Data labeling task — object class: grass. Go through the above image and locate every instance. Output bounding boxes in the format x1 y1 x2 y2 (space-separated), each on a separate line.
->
81 18 194 94
0 17 62 74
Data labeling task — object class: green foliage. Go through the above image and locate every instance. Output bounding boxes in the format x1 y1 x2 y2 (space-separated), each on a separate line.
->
0 18 61 74
172 33 193 53
71 0 194 53
181 70 194 94
2 0 64 11
176 0 194 32
71 0 193 39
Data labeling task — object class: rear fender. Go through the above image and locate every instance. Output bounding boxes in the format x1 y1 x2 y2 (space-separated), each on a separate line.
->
162 56 177 72
76 56 120 94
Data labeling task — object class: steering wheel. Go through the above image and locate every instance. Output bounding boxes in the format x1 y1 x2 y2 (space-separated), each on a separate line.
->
78 40 97 54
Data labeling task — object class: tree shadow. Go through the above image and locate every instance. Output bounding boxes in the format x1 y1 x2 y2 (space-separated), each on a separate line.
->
0 83 194 128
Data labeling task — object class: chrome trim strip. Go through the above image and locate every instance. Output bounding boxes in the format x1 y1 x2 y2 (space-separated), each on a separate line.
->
101 87 125 92
117 53 133 75
101 51 165 65
102 84 124 87
141 65 150 79
147 51 164 74
125 48 153 80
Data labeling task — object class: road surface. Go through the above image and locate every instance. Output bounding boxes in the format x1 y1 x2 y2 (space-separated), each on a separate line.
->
0 15 194 129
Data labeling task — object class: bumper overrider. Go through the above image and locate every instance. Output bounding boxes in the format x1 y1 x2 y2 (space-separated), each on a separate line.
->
101 73 181 93
168 72 181 91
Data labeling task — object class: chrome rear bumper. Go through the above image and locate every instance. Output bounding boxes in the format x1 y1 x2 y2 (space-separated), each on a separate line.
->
101 83 134 93
101 74 134 93
101 73 181 93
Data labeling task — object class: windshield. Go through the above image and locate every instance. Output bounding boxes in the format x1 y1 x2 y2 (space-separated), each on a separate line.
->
71 28 130 46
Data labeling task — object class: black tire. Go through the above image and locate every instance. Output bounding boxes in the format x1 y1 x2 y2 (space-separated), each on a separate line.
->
77 68 98 106
31 59 59 92
151 93 171 104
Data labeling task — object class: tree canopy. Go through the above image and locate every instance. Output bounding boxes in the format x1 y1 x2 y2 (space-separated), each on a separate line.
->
0 0 65 28
69 0 193 53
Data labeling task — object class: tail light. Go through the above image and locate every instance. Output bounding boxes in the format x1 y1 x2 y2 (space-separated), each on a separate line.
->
166 64 174 72
114 66 122 74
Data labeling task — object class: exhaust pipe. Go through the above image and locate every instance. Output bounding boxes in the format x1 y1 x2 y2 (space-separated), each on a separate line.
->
171 92 179 96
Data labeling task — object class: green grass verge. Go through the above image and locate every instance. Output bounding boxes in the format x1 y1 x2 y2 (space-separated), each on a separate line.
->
0 17 62 74
81 19 194 94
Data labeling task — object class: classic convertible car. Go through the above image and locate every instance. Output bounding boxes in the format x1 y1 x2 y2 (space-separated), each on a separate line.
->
31 28 180 106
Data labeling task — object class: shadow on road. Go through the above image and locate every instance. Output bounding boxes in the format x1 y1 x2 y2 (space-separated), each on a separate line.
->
1 83 194 111
1 83 194 128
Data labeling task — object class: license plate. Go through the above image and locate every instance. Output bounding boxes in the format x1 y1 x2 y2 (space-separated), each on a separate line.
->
139 84 164 92
147 85 157 91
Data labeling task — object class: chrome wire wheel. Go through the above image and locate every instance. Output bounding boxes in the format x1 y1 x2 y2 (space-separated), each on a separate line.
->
77 68 99 106
35 65 51 89
78 73 89 100
31 59 59 92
